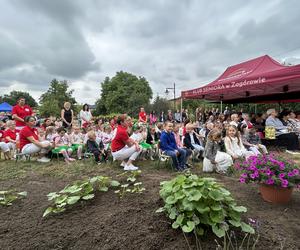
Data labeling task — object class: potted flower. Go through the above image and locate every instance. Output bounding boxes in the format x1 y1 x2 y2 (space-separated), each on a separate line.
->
235 153 300 203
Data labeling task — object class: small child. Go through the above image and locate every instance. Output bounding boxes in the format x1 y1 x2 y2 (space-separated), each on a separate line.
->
101 125 113 151
45 126 56 142
146 126 159 160
37 128 46 141
86 131 104 164
71 126 84 160
224 125 255 160
238 123 261 156
130 125 150 160
54 127 75 163
156 122 164 139
247 127 268 154
203 129 233 173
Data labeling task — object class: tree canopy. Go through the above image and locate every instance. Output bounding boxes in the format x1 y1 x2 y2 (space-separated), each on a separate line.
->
39 79 77 117
96 71 153 116
0 90 38 107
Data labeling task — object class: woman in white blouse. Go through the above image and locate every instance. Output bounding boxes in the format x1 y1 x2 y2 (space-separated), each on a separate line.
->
79 104 93 128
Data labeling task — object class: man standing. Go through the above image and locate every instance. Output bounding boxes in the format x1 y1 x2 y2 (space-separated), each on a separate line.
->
12 97 33 130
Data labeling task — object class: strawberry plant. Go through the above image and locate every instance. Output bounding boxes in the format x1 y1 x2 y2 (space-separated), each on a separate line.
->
0 190 27 206
156 174 254 238
43 175 120 217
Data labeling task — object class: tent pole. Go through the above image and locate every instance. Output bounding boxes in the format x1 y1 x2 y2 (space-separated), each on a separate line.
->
180 97 183 122
255 104 257 114
220 100 223 114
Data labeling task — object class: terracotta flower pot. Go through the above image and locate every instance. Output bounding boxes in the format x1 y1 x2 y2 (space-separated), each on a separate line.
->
259 184 293 204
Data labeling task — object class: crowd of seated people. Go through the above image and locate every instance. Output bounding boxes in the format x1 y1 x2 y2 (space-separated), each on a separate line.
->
1 102 300 172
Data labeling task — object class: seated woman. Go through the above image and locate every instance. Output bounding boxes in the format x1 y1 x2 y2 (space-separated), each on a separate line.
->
203 129 233 173
3 120 17 156
19 116 51 162
111 114 141 171
265 109 300 154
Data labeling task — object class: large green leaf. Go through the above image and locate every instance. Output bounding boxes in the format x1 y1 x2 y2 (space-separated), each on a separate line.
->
210 210 224 223
66 196 81 205
172 221 180 229
212 224 226 238
208 190 224 201
231 205 247 213
196 204 210 214
43 207 53 217
187 190 202 201
182 221 195 233
166 195 177 205
110 180 120 187
228 219 241 227
82 194 95 200
241 222 255 234
210 204 222 211
176 214 184 225
174 190 185 200
182 198 194 211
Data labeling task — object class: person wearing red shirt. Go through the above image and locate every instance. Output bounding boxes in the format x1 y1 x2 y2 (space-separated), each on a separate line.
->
0 126 11 159
12 97 33 129
19 116 51 162
138 107 147 123
3 120 17 153
111 114 141 171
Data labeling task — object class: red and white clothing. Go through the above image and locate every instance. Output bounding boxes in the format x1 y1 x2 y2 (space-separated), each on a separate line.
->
139 112 147 123
12 104 32 127
19 126 38 150
4 129 17 143
19 126 50 155
111 125 141 161
102 132 113 150
0 130 9 152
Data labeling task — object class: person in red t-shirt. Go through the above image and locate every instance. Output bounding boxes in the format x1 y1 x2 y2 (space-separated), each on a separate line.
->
3 120 17 153
19 116 51 163
0 126 11 159
111 114 141 171
12 97 33 129
138 107 147 123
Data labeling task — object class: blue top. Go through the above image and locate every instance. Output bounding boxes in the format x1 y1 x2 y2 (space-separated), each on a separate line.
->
160 131 178 151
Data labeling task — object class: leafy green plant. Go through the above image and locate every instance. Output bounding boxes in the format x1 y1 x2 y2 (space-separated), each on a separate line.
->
0 190 27 206
117 170 142 183
43 176 120 217
156 174 254 238
115 170 145 198
115 182 146 198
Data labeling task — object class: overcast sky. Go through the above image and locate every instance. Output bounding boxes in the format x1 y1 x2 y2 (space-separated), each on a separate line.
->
1 0 300 104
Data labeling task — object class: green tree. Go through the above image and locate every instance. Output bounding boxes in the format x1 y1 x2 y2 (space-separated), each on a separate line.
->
39 79 77 117
96 72 153 116
147 96 170 114
0 91 38 107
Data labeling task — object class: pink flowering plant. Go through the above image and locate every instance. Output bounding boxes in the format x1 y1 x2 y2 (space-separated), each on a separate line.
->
235 153 300 188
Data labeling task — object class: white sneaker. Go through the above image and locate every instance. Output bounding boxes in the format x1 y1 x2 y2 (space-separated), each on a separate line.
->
120 161 126 167
124 164 139 171
37 157 51 163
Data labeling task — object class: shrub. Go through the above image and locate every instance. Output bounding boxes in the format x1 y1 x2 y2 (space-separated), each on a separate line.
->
156 174 254 238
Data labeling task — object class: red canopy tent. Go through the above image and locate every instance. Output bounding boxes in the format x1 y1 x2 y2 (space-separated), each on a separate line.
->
181 55 300 103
